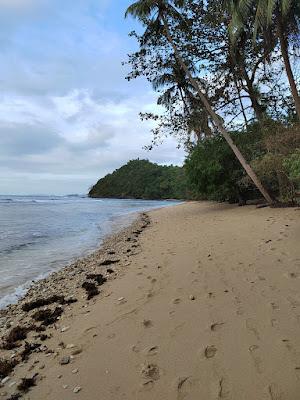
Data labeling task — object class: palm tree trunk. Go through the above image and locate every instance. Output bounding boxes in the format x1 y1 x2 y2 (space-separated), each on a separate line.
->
161 15 274 205
240 65 266 122
178 86 190 115
234 76 249 127
277 18 300 120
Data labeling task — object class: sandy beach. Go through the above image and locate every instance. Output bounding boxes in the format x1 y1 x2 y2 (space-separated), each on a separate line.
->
1 201 300 400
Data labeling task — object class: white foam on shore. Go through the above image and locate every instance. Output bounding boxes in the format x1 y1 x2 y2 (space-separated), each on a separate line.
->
0 211 140 310
0 283 30 309
0 200 180 310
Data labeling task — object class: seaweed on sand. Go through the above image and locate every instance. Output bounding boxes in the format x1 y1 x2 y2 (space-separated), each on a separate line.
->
82 281 99 300
17 375 37 393
99 259 120 266
22 295 65 312
22 295 77 312
32 307 63 326
0 358 17 379
20 342 41 362
106 268 114 274
6 394 22 400
1 326 30 350
86 274 107 286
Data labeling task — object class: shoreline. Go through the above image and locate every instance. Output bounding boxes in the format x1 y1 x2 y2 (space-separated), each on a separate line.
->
0 201 299 399
0 200 176 311
0 209 151 320
0 209 155 397
0 196 180 310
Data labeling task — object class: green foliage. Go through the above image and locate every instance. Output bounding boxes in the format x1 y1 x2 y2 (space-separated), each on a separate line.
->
185 123 300 203
125 0 300 205
249 122 300 202
88 159 191 200
185 131 263 202
283 150 300 184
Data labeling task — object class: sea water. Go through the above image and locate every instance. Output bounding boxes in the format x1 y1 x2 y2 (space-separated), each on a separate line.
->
0 195 177 308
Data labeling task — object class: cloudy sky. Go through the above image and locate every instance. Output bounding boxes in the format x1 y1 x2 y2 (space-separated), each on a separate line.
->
0 0 185 195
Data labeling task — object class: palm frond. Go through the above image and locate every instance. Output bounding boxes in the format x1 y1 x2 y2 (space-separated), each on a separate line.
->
266 0 276 24
125 0 157 20
281 0 292 16
152 74 176 90
157 87 176 106
254 0 267 36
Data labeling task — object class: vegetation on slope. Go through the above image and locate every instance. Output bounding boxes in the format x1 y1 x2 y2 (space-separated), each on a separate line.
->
185 123 300 204
89 122 299 204
89 159 191 200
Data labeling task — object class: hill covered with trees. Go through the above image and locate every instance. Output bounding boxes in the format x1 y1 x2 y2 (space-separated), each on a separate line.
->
88 159 191 200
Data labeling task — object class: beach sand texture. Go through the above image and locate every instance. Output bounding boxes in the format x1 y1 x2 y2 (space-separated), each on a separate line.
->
1 202 300 399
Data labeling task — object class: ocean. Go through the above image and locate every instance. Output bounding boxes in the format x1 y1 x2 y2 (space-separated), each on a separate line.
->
0 195 177 309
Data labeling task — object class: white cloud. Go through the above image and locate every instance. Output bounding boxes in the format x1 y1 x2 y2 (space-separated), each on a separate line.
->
0 0 186 195
0 89 185 194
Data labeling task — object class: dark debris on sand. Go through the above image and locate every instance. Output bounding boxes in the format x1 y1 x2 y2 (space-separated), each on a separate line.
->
106 268 114 274
17 374 38 393
6 394 22 400
0 358 17 379
99 259 120 266
0 212 152 391
20 342 41 362
86 274 107 286
1 326 31 350
22 295 77 312
82 281 99 300
32 307 63 326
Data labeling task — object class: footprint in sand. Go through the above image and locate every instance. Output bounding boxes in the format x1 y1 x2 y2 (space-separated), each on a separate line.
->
218 378 230 399
145 346 159 356
271 302 280 310
204 345 217 359
271 318 278 328
141 363 160 381
141 380 155 391
281 339 293 352
246 319 260 341
249 345 263 374
172 298 181 305
176 376 206 400
268 383 283 400
143 319 153 328
176 376 190 400
287 297 300 309
289 272 299 279
211 322 225 332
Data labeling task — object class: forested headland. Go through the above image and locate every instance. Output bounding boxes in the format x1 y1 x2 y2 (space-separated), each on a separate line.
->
88 159 191 200
122 0 300 206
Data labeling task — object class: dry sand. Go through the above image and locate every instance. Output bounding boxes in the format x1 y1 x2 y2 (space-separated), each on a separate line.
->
1 201 300 400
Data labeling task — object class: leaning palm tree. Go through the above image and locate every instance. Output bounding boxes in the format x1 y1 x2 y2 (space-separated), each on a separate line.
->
126 0 274 204
230 0 300 119
153 61 213 140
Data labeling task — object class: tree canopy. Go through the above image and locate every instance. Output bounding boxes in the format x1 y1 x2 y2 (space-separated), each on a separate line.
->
88 159 191 200
124 0 300 205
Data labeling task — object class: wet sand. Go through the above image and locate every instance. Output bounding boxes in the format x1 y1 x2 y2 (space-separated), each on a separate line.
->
0 201 300 399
